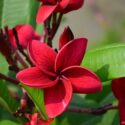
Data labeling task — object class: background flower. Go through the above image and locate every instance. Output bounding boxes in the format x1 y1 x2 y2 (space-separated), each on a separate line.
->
36 0 84 23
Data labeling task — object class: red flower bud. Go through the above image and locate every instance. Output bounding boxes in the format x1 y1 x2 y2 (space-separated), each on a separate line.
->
36 0 85 23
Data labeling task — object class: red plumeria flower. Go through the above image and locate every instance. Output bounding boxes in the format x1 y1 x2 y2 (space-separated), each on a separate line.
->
17 36 102 118
36 0 84 23
112 78 125 125
59 26 74 49
8 24 40 49
25 113 53 125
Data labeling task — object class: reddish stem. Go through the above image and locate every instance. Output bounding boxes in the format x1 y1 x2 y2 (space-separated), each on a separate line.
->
67 104 118 115
0 73 19 84
51 13 63 40
12 28 33 66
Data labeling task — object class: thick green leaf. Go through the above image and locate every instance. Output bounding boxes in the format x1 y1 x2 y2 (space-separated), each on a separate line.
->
28 0 40 28
0 54 8 74
96 110 118 125
0 80 19 112
22 84 48 119
82 44 125 81
0 97 11 113
0 120 21 125
0 0 40 28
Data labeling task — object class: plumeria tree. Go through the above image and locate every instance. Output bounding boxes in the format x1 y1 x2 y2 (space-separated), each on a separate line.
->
0 0 125 125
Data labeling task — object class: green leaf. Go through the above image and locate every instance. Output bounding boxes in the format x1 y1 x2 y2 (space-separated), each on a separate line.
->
28 0 40 28
82 44 125 81
0 120 21 125
96 110 118 125
22 84 48 119
0 54 8 74
0 97 12 113
0 80 19 112
0 0 40 28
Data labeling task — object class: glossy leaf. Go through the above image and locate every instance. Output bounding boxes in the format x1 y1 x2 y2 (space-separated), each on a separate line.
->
0 0 40 28
0 54 8 74
28 0 40 28
22 84 48 119
0 120 21 125
82 44 125 81
0 80 19 112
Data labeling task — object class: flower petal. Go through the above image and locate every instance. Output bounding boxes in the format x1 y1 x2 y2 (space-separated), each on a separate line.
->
28 40 57 72
17 67 58 88
8 25 40 49
62 66 102 93
36 4 57 24
17 25 40 48
111 78 125 100
59 26 74 49
44 78 72 118
118 100 125 125
55 38 87 72
59 0 70 10
63 0 84 13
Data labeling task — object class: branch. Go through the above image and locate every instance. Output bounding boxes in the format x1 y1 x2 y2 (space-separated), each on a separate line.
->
0 73 19 84
44 16 52 47
67 104 118 115
51 13 63 40
12 28 33 66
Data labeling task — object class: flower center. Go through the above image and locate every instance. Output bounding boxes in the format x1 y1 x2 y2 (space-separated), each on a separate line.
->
56 71 63 80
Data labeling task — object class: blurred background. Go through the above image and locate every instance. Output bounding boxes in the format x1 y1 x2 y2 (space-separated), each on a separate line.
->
54 0 125 49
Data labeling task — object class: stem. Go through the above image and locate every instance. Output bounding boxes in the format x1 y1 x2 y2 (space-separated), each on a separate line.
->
44 16 52 47
67 104 118 115
52 13 57 28
51 13 63 40
12 28 33 66
0 73 19 84
15 51 29 68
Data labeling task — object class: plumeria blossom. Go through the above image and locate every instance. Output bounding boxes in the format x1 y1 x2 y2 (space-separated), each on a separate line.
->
112 78 125 125
17 32 102 118
36 0 84 23
25 113 53 125
59 26 74 49
8 24 40 49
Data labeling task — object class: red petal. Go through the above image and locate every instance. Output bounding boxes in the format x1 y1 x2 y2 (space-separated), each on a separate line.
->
55 38 87 71
16 67 58 88
58 0 70 10
8 25 40 49
62 66 102 93
111 78 125 100
63 0 84 13
28 40 57 72
36 5 57 24
30 113 38 125
59 26 74 49
17 25 39 48
34 32 40 40
44 78 72 118
118 100 125 125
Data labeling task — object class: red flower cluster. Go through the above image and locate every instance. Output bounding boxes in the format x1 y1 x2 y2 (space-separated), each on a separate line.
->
17 27 102 118
25 113 53 125
8 24 40 49
36 0 84 23
112 78 125 125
